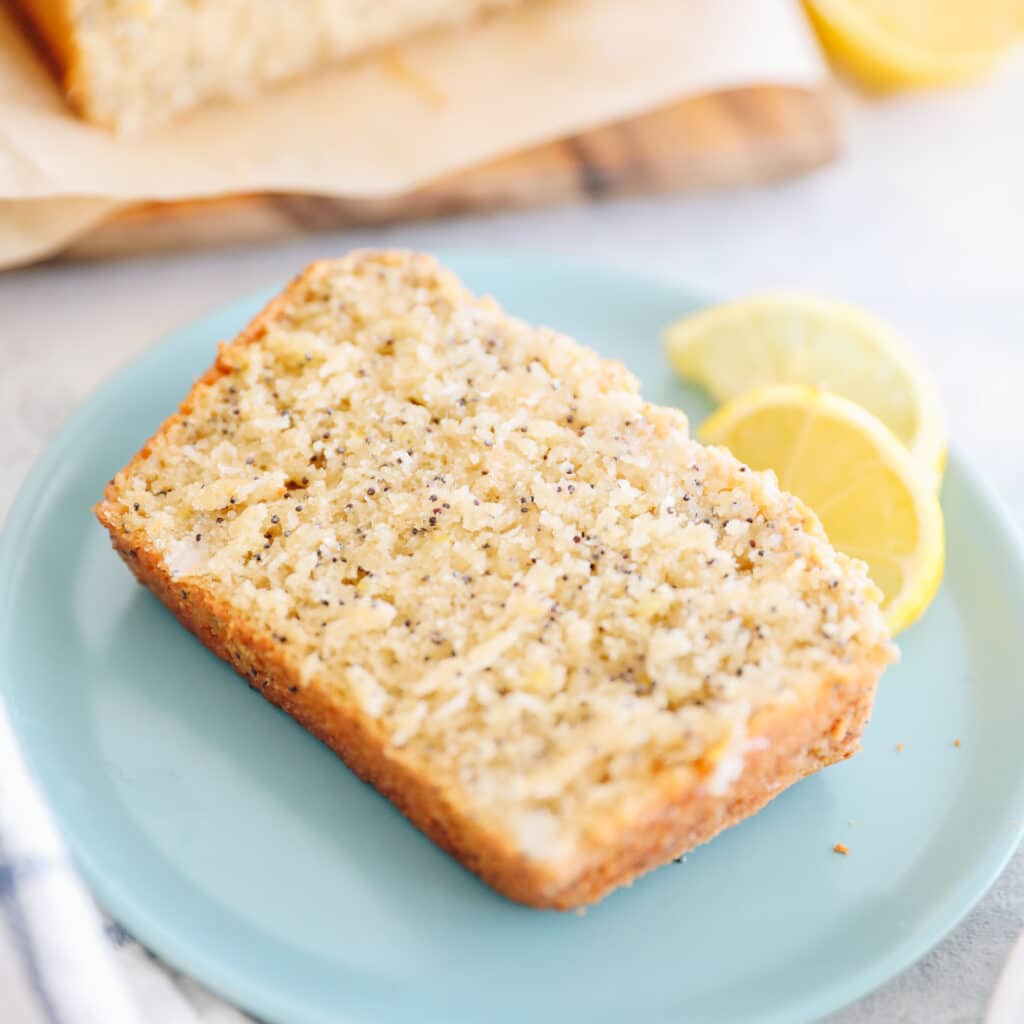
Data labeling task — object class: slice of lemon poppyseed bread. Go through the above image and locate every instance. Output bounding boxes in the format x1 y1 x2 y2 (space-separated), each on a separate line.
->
13 0 525 130
95 251 895 909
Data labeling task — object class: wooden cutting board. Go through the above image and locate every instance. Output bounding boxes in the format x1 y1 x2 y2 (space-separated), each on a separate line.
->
66 85 839 260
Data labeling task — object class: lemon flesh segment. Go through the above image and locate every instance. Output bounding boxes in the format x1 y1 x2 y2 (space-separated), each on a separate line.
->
804 0 1017 89
664 292 946 481
699 386 945 635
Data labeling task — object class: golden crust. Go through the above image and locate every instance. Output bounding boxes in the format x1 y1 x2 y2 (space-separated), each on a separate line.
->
9 0 98 122
9 0 74 70
96 256 885 909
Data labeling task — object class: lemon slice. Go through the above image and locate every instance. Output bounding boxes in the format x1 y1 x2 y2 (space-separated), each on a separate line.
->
699 386 945 634
664 293 946 480
804 0 1017 89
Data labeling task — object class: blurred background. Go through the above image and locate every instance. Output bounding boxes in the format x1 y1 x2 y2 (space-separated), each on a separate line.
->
1 1 1022 1022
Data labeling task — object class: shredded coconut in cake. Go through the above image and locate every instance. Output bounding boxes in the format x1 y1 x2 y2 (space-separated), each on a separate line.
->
101 251 892 860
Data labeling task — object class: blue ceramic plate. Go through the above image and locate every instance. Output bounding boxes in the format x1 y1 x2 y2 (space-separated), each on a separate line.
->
2 254 1023 1024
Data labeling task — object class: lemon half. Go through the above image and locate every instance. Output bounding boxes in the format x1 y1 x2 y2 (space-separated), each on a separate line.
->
665 292 947 481
700 386 945 634
804 0 1018 89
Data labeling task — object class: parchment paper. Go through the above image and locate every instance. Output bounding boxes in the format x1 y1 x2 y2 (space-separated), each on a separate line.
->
0 0 827 267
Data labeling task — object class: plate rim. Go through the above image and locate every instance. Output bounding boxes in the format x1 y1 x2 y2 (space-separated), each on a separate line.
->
2 253 1024 1024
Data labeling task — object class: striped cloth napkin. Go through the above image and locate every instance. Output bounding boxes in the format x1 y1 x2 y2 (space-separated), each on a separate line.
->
0 703 251 1024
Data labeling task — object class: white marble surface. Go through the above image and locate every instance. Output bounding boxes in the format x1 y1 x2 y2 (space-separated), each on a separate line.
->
2 55 1023 1024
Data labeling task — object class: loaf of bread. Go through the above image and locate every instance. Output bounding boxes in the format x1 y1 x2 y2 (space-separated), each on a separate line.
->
96 250 894 908
15 0 523 131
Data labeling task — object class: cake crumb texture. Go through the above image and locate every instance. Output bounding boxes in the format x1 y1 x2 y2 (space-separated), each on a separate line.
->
97 250 894 906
